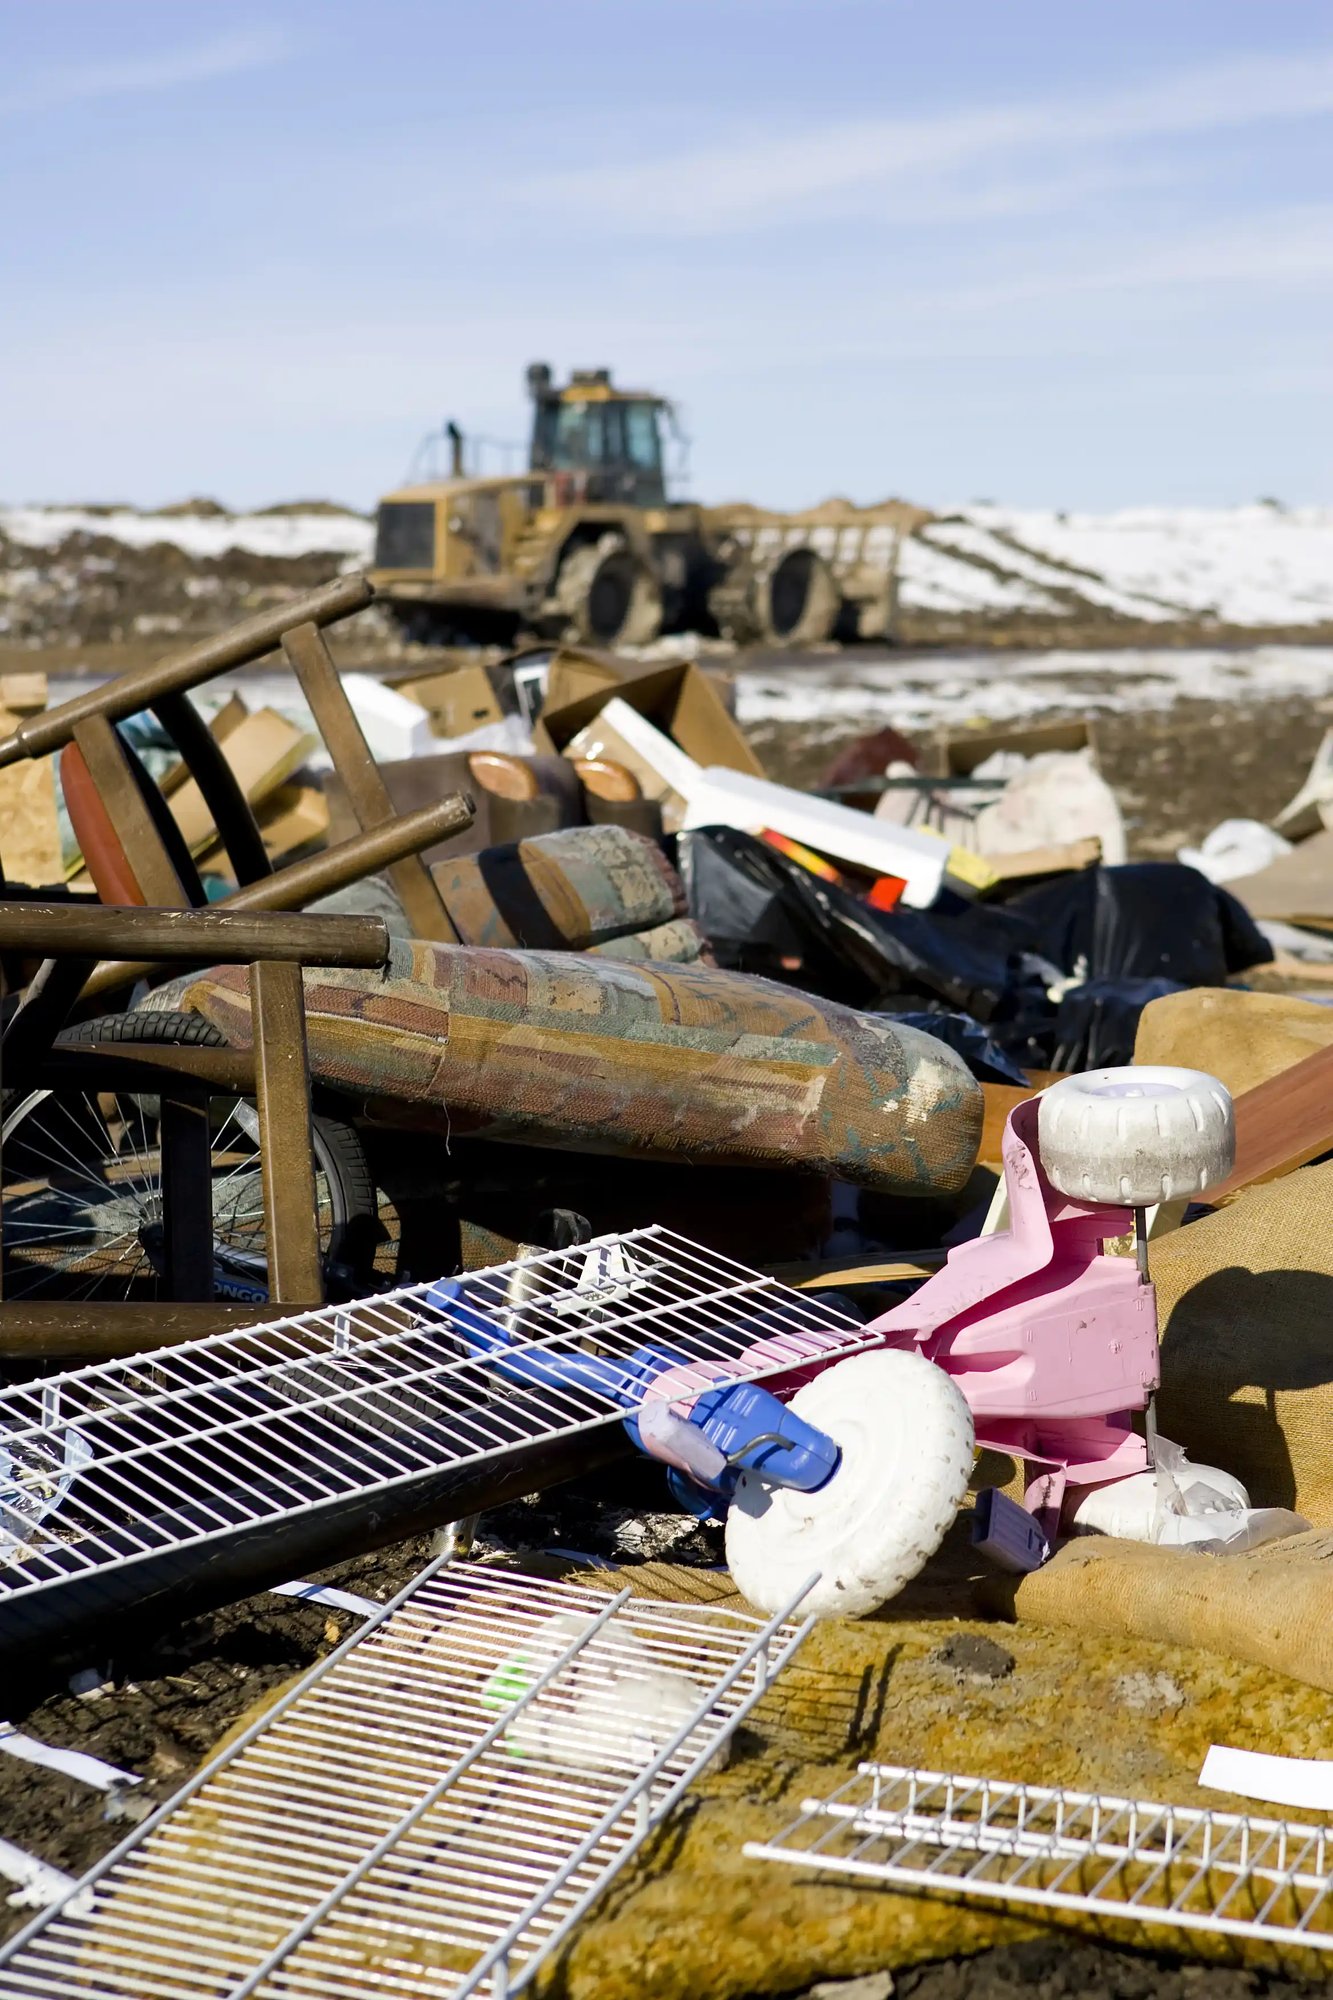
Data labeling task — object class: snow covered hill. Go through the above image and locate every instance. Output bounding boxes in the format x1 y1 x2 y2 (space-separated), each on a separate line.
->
1 498 1330 649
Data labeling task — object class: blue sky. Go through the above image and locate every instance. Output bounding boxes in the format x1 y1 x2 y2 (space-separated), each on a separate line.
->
3 1 1331 512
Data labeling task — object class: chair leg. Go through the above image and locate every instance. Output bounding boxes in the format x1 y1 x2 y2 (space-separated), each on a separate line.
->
251 958 323 1305
159 1093 215 1302
281 620 460 942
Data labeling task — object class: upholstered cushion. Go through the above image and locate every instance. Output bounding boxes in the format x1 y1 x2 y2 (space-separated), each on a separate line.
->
179 943 981 1195
430 823 689 950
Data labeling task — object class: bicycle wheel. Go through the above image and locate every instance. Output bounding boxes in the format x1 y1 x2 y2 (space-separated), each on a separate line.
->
2 1012 378 1303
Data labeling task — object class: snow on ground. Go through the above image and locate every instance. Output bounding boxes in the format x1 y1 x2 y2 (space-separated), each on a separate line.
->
958 505 1333 627
0 505 373 563
919 521 1180 622
737 644 1333 735
6 498 1332 629
893 533 1060 615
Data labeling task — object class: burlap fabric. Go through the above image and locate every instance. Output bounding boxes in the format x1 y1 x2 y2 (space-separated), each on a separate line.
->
990 1529 1333 1694
178 944 982 1193
1134 985 1333 1096
1150 1159 1333 1524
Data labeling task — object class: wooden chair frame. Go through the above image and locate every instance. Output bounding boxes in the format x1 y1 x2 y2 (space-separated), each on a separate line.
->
0 902 392 1361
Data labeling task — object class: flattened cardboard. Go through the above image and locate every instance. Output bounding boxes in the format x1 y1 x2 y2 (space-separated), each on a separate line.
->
0 680 62 887
1231 825 1333 930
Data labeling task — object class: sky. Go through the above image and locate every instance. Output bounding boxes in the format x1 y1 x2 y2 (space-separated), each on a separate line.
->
2 0 1331 513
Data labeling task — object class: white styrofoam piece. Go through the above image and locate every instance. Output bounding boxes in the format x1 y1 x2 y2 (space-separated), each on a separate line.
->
568 698 952 905
339 673 436 763
589 699 703 797
680 766 951 907
1200 1743 1333 1813
433 713 534 758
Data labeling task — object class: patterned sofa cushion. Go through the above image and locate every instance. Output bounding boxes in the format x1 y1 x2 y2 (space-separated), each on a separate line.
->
430 823 691 950
179 943 982 1195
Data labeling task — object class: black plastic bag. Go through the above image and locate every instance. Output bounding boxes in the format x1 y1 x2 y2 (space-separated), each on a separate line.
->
678 828 1049 1019
883 1009 1033 1084
1051 976 1184 1071
1011 863 1272 984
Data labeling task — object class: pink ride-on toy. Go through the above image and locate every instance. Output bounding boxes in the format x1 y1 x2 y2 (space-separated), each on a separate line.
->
651 1066 1241 1619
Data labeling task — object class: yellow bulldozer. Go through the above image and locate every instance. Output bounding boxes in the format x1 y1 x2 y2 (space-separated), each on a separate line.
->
370 364 916 649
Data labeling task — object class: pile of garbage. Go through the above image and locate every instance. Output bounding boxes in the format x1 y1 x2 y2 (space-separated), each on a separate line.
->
4 602 1333 1995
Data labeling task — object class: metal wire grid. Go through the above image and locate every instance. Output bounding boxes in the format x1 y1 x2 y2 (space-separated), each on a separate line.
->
0 1226 867 1641
744 1762 1333 1951
0 1559 814 1997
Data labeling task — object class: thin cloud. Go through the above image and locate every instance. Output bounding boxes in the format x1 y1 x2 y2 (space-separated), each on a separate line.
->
0 27 290 117
508 45 1333 233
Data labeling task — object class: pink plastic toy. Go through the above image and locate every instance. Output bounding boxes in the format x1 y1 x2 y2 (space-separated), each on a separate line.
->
687 1066 1239 1617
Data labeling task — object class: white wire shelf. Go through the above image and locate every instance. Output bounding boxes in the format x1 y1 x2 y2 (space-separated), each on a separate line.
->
744 1762 1333 1952
0 1560 814 1997
0 1226 869 1654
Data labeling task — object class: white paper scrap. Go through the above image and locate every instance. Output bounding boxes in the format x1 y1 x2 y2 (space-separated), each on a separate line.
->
1200 1742 1333 1812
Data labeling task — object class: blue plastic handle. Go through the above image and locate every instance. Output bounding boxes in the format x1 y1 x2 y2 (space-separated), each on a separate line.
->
433 1277 840 1498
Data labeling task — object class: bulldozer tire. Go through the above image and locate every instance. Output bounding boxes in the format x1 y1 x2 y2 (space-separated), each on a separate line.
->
556 536 662 648
707 558 763 645
757 546 840 647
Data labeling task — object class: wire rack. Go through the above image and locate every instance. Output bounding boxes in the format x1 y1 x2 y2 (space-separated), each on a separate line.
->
744 1763 1333 1951
0 1226 867 1654
0 1560 814 1997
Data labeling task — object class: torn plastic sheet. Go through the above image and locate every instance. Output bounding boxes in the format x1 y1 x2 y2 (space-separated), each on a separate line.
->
1068 1438 1308 1551
0 1393 94 1556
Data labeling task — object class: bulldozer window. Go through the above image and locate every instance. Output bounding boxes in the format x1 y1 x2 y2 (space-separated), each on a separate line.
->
623 402 663 474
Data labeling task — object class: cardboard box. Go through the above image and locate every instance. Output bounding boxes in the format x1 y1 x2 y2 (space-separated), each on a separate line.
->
535 654 765 779
0 676 62 887
397 663 509 738
167 708 317 857
923 715 1100 778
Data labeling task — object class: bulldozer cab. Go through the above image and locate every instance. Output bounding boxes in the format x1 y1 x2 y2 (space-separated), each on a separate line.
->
527 364 670 508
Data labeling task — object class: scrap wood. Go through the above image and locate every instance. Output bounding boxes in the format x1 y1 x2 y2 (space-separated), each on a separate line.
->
766 1251 944 1290
1209 1039 1333 1199
979 1071 1064 1164
980 835 1102 883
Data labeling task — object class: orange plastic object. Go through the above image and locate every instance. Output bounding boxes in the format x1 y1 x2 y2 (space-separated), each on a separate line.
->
59 742 146 905
866 874 907 913
760 829 841 881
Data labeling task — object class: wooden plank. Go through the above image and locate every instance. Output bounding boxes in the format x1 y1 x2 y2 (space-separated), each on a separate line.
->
984 837 1102 883
1209 1039 1333 1202
251 957 323 1305
978 1071 1065 1163
282 621 460 942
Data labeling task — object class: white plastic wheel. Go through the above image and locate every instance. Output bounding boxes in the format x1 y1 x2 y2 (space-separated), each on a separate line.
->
1037 1065 1234 1207
724 1349 975 1620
